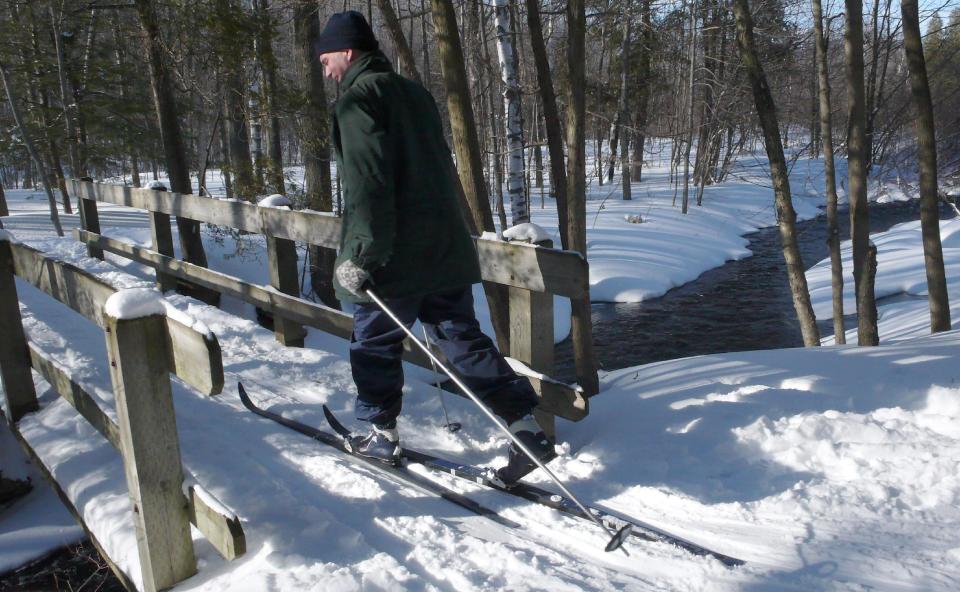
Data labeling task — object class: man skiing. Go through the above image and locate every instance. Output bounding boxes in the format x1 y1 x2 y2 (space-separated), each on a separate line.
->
314 11 554 482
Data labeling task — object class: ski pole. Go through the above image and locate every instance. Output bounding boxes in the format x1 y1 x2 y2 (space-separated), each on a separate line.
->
421 324 461 432
365 288 632 554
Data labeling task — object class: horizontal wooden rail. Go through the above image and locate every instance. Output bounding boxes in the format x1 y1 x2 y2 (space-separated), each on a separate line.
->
76 229 354 340
76 231 588 421
186 485 246 560
26 342 245 561
69 180 588 298
9 240 224 395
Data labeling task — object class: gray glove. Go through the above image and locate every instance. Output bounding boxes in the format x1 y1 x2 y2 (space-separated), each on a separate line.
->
335 259 371 297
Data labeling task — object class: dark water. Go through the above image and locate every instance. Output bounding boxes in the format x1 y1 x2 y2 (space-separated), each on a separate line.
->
0 540 125 591
555 200 949 380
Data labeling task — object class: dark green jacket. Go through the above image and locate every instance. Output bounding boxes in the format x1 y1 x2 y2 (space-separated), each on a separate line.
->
332 51 481 303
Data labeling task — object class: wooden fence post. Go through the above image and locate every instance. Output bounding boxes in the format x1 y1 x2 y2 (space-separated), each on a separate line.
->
265 235 306 347
104 300 196 591
76 178 104 260
0 237 38 422
147 186 178 293
149 211 178 293
508 238 556 439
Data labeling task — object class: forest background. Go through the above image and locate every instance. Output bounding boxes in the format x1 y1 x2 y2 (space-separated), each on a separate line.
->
1 0 959 385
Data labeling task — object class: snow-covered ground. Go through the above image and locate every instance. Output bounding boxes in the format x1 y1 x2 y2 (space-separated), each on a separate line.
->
2 151 959 590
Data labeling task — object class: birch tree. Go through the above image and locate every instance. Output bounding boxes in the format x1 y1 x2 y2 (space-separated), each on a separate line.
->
493 0 528 225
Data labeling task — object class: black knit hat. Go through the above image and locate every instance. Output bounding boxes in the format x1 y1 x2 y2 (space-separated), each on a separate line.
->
314 11 379 55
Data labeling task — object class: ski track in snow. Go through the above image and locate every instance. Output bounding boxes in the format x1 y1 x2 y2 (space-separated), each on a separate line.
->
2 153 960 590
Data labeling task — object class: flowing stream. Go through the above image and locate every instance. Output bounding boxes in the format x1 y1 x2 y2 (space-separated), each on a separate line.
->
554 200 949 381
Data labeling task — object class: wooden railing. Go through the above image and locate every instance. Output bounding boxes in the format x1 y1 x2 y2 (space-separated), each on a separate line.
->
0 235 245 592
69 180 590 424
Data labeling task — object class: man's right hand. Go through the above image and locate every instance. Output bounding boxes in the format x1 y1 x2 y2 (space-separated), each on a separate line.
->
335 259 371 297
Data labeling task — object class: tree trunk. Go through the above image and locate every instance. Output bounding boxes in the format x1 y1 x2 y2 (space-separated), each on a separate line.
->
132 0 216 304
681 0 696 215
25 12 73 214
224 71 256 200
216 0 257 200
0 63 63 236
523 0 568 246
421 0 432 88
732 0 820 346
607 4 632 185
249 89 264 189
112 8 139 192
375 0 422 82
812 0 845 344
843 0 878 345
901 0 951 332
131 152 142 187
50 6 85 178
431 0 511 351
532 106 544 190
809 41 820 159
218 99 233 199
566 0 600 395
493 0 528 226
254 0 285 195
631 0 652 182
294 0 338 308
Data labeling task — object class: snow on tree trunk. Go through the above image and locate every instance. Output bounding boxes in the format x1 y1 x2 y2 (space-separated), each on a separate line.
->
493 0 528 225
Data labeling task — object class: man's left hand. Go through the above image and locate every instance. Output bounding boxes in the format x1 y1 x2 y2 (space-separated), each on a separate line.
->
336 259 371 297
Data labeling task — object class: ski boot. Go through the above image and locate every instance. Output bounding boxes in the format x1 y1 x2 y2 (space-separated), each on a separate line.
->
348 423 402 466
492 415 557 487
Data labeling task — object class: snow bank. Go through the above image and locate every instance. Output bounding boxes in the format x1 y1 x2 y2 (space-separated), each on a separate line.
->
735 384 960 512
807 216 960 342
146 181 168 191
0 229 17 243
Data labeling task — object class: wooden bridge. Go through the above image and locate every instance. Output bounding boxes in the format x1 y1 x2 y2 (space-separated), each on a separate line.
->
0 179 594 590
